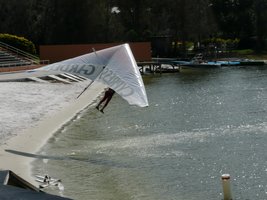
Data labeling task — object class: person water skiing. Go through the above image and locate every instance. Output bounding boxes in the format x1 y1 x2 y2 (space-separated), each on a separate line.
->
96 88 115 113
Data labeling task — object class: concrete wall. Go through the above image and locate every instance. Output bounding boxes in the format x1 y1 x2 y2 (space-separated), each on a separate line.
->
40 42 151 63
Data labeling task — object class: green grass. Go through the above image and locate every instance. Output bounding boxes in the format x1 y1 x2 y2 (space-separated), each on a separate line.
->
232 49 254 55
245 54 267 60
232 49 267 60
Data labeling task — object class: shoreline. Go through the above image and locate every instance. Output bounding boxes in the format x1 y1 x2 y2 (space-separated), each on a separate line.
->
0 81 105 186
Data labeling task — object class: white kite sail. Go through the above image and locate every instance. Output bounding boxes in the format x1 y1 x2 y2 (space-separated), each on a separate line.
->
38 43 149 107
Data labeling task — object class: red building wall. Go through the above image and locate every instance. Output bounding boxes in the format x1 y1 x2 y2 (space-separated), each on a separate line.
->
40 42 151 63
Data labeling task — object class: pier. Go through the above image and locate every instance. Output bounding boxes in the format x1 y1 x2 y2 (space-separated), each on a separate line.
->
137 58 179 74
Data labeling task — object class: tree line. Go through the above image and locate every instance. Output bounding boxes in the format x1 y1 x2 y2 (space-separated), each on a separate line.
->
0 0 267 56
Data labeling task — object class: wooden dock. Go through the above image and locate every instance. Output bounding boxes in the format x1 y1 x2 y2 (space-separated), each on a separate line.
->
137 60 179 74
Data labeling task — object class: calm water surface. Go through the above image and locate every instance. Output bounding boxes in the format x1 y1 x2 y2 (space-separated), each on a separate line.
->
33 66 267 200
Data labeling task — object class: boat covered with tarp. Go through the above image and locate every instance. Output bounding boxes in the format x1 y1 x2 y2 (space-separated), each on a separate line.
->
0 170 71 200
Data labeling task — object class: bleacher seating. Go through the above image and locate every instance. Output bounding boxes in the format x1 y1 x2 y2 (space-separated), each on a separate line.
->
0 41 42 68
0 48 33 67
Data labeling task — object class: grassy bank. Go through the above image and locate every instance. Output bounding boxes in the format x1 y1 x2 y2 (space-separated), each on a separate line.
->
233 49 267 60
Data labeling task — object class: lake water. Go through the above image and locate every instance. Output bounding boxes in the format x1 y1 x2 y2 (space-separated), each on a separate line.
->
33 66 267 200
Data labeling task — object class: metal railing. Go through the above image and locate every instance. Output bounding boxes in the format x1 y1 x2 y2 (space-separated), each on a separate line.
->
0 41 40 65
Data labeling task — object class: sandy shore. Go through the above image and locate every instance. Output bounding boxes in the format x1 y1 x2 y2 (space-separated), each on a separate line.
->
0 80 105 185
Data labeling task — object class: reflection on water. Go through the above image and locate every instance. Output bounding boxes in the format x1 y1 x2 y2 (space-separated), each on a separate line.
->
33 66 267 200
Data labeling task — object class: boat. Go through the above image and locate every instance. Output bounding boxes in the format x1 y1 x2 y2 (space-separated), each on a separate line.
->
177 60 221 73
173 53 220 73
0 170 70 199
211 59 265 66
213 59 265 66
239 60 265 66
174 55 266 73
208 61 240 66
